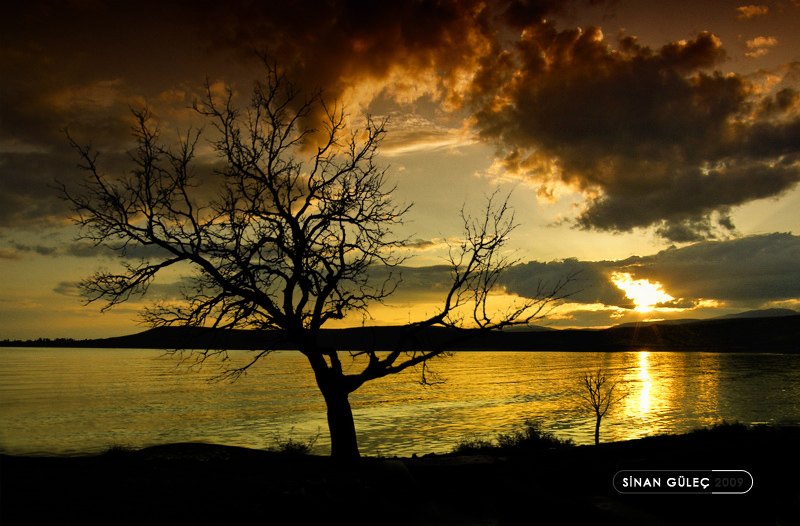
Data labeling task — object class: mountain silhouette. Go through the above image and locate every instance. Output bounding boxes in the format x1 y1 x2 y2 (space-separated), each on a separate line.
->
70 312 798 353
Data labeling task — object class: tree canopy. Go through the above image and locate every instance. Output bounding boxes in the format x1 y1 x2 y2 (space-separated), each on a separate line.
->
59 59 574 458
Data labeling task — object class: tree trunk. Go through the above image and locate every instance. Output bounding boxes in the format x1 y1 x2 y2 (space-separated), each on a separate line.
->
594 415 601 446
305 347 360 460
323 388 360 460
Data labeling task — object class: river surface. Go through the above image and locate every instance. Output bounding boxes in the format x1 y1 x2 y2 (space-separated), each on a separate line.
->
1 348 798 457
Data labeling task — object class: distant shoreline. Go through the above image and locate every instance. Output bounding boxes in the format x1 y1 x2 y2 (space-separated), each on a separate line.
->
3 313 799 353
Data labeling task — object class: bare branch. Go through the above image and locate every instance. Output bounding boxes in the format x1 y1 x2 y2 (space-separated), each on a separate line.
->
580 367 629 445
60 56 576 459
354 191 577 385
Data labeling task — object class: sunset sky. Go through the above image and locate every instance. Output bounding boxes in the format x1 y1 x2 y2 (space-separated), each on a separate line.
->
2 0 799 340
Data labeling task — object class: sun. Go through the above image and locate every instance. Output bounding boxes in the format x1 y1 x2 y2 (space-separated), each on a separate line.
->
611 272 675 312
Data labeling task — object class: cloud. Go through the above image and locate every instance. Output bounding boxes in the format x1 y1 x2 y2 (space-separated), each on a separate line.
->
0 1 227 230
44 232 800 328
378 114 473 156
366 264 458 304
53 276 193 305
625 232 800 305
0 248 23 261
499 233 800 314
747 36 779 49
4 239 178 261
353 233 800 327
0 151 78 228
736 5 769 19
406 238 452 251
2 0 510 228
466 26 800 241
745 36 778 58
3 0 799 243
7 242 58 257
53 281 82 297
190 0 513 114
500 258 630 308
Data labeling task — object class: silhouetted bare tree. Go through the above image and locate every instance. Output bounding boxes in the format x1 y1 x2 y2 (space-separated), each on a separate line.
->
580 368 628 445
59 58 574 459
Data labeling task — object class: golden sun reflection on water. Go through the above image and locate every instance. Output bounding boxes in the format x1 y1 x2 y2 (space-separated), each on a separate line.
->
2 349 799 456
616 351 670 441
637 351 652 415
612 351 730 443
617 352 671 440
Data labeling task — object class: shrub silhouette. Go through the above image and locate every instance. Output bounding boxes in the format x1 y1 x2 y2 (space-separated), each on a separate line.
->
453 419 573 455
452 436 496 455
266 429 320 456
688 420 749 437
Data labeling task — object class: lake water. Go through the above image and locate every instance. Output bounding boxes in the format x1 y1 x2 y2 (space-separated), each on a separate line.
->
1 348 798 457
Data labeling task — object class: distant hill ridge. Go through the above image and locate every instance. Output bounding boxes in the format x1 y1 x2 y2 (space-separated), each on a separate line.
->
613 308 799 327
714 308 798 319
77 311 799 353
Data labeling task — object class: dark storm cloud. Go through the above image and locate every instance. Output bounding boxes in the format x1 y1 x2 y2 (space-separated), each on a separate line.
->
3 0 799 239
184 0 589 122
367 257 630 309
499 233 800 309
467 26 800 241
360 233 800 316
1 4 182 229
0 150 77 228
499 258 630 307
2 0 559 228
1 0 260 230
625 232 800 305
1 0 502 227
365 264 457 303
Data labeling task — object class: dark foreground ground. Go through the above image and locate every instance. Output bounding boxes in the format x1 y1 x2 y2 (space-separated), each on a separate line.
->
2 426 798 525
